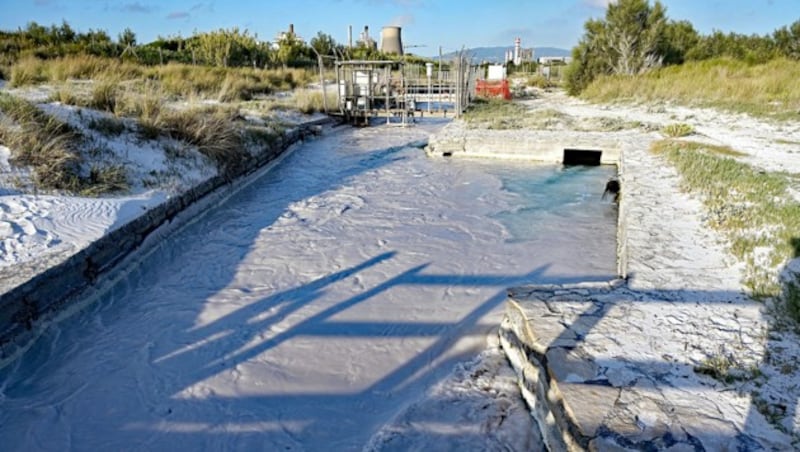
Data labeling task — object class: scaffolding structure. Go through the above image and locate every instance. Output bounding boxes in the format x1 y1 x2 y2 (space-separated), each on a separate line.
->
334 54 479 126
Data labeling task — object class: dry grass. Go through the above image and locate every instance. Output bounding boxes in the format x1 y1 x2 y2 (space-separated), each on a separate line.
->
10 55 143 87
158 108 248 175
89 77 120 112
583 58 800 120
4 56 318 191
287 89 337 114
462 98 531 129
8 55 316 103
0 93 130 195
0 93 82 191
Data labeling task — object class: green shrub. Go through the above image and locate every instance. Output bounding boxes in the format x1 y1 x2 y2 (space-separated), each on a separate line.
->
651 139 800 306
661 123 694 137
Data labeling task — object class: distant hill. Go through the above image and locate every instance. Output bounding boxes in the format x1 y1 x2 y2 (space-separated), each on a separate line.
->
434 46 571 63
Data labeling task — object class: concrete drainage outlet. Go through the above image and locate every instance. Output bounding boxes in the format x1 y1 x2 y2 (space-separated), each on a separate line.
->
563 149 602 166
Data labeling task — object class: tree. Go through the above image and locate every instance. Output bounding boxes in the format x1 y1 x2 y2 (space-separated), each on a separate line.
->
659 20 700 65
601 0 667 75
310 31 335 59
773 19 800 60
276 31 305 67
188 28 265 67
566 0 669 94
118 27 136 48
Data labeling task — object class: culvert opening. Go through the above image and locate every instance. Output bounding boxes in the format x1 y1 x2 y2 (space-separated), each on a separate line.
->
563 148 602 166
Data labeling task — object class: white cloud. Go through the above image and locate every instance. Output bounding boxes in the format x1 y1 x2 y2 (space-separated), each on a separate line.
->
388 14 415 27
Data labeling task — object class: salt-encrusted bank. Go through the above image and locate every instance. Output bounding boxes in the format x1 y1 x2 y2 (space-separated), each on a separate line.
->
467 90 800 449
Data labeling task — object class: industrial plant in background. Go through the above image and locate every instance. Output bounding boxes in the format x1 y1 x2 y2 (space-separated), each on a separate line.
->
380 26 404 55
504 37 535 66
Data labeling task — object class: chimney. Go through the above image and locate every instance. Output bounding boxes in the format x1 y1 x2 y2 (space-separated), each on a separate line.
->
289 24 294 36
348 25 353 48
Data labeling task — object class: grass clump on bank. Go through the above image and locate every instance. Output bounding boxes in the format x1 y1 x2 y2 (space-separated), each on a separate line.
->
661 123 694 137
0 93 130 194
582 58 800 120
160 108 247 175
650 139 800 318
0 92 83 191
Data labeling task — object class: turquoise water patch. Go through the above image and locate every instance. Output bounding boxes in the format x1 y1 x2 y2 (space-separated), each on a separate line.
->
487 163 617 243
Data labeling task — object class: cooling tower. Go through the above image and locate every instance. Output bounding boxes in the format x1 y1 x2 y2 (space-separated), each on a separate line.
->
380 26 403 55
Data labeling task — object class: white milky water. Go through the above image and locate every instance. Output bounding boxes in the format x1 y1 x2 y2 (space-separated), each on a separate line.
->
0 122 617 451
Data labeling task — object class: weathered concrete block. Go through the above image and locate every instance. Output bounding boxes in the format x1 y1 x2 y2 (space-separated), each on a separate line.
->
499 283 792 451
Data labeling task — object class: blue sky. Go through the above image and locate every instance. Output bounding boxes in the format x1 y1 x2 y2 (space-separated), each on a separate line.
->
2 0 798 55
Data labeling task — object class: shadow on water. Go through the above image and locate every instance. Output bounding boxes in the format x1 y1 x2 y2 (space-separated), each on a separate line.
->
0 129 621 450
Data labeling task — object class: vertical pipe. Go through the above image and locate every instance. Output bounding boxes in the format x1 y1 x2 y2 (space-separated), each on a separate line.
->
385 65 390 125
318 54 327 114
348 25 353 48
335 62 342 114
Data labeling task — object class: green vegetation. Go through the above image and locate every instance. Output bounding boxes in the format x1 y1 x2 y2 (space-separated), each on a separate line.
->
524 74 558 89
661 123 694 137
462 98 649 132
0 20 434 79
650 140 800 314
566 0 800 95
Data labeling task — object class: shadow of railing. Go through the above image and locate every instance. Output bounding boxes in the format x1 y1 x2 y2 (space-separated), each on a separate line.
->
0 122 620 451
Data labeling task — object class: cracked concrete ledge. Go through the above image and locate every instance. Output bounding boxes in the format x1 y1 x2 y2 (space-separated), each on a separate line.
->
500 283 793 451
0 119 330 366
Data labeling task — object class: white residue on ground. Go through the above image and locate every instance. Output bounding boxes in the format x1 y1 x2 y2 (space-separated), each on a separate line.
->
2 83 800 449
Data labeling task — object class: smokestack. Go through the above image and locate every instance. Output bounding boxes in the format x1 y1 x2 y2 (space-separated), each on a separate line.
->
289 24 294 36
348 25 353 48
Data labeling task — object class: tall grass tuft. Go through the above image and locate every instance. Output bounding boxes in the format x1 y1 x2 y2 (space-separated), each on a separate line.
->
161 108 247 175
583 58 800 119
290 89 336 114
9 56 49 86
89 77 120 112
0 93 82 190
